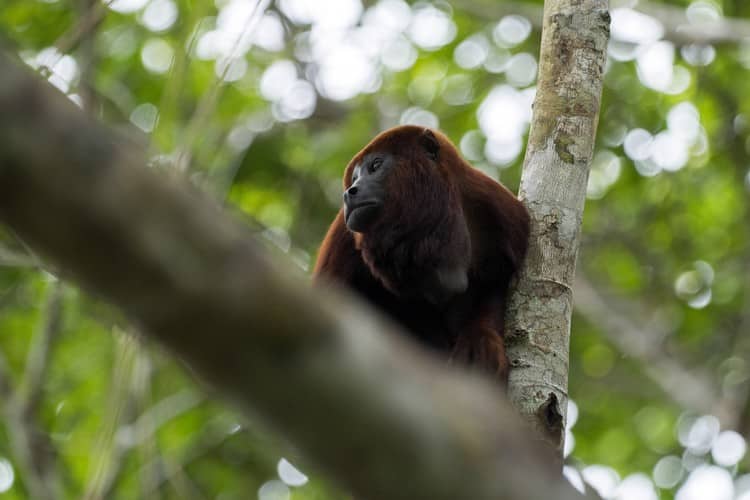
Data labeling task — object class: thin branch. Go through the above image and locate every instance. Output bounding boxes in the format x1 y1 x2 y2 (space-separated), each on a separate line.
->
173 0 271 172
574 275 725 417
130 389 205 447
57 1 114 54
83 331 140 500
0 346 13 400
32 0 114 83
19 280 64 416
0 246 39 267
4 281 65 500
139 416 239 497
0 50 598 500
623 0 750 46
128 359 207 500
131 348 162 500
453 0 750 46
731 273 750 437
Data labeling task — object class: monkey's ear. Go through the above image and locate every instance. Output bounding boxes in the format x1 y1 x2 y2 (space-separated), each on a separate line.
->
420 129 440 161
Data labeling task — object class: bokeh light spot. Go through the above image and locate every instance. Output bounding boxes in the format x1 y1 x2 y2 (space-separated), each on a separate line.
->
107 0 149 14
637 41 674 92
408 4 456 51
277 458 309 487
400 107 439 128
675 465 733 500
618 473 658 500
130 102 159 133
254 13 286 52
493 15 532 47
454 35 489 70
260 60 298 101
610 8 664 44
215 57 247 82
587 150 622 199
141 38 174 74
0 459 14 493
505 53 537 87
273 80 317 122
678 414 720 454
582 465 620 498
459 130 484 162
363 0 411 32
686 1 722 24
624 128 653 161
381 36 417 71
711 431 746 467
140 0 178 32
563 466 585 494
681 44 716 66
653 455 683 489
29 48 79 93
258 479 290 500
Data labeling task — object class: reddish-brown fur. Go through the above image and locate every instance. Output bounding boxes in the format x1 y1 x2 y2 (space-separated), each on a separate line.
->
314 126 530 382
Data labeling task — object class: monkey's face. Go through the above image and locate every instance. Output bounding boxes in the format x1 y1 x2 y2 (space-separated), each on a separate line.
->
343 153 392 233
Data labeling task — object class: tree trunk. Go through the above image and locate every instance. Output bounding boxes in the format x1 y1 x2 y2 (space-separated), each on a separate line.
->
506 0 610 452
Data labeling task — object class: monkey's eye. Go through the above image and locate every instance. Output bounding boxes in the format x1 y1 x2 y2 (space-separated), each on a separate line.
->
368 158 383 174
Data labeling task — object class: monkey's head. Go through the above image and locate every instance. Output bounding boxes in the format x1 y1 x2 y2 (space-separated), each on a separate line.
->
342 151 390 233
342 126 447 234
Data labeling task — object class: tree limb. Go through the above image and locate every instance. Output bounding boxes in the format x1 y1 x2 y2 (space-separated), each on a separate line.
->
0 51 597 500
573 275 724 416
453 0 750 46
3 281 64 500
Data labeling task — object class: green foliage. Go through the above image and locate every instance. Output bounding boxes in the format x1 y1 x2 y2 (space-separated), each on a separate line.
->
1 0 749 498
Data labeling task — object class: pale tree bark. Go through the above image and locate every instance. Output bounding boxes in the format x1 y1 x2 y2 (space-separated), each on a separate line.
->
506 0 610 451
0 51 601 500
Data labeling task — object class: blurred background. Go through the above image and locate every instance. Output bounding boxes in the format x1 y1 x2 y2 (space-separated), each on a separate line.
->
1 0 749 498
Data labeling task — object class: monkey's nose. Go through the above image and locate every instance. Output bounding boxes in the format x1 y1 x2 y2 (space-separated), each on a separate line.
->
344 186 358 202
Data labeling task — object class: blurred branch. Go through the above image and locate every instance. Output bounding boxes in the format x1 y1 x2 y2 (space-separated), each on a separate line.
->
130 368 206 499
0 245 39 267
574 275 730 419
19 281 64 416
33 0 114 82
0 346 13 400
74 0 103 112
173 0 271 172
131 389 205 446
694 77 750 434
84 332 139 500
53 0 113 57
140 416 239 497
454 0 750 45
733 272 750 438
4 281 65 500
83 341 205 500
620 0 750 46
131 348 161 500
0 51 598 500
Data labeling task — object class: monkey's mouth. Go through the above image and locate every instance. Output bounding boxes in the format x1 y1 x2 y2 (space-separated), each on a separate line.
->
344 202 381 232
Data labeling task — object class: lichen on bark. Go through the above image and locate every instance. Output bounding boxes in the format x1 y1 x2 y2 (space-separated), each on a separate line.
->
506 0 610 454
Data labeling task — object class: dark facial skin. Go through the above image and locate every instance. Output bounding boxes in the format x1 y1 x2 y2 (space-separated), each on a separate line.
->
343 153 392 232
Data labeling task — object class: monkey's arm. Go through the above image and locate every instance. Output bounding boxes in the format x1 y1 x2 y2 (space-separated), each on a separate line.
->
450 294 509 383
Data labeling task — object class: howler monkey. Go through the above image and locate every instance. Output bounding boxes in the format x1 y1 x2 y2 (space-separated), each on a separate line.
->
314 126 530 382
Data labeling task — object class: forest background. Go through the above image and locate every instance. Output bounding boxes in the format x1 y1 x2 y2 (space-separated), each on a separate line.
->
1 0 750 499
